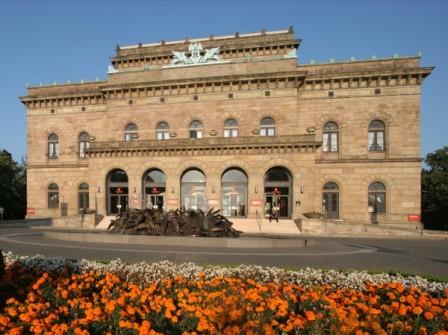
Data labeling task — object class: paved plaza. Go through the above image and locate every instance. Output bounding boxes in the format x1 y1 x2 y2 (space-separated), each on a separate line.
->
1 227 447 279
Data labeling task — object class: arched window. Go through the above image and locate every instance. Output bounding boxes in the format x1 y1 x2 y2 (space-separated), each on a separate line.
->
264 167 292 218
48 183 59 208
78 183 89 210
368 182 386 214
143 169 166 210
181 169 206 210
224 119 238 137
48 133 59 159
124 123 138 142
368 120 385 151
189 120 203 139
323 122 339 152
106 169 129 215
156 121 170 140
260 117 275 136
221 168 247 217
322 182 339 219
78 132 90 158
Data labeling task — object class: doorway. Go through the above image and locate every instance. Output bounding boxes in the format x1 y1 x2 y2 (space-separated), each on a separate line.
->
264 167 292 219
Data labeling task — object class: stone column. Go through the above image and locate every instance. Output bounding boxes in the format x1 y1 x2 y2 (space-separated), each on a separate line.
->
165 174 179 210
247 174 264 219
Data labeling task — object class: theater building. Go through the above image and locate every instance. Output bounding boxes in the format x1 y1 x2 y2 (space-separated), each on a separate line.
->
20 27 432 231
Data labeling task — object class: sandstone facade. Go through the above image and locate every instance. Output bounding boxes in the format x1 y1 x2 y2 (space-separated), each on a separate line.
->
21 28 432 227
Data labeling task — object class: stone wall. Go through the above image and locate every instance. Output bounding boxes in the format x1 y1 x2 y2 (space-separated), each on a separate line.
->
21 30 430 226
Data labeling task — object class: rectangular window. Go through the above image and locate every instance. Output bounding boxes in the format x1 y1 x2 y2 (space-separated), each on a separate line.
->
368 193 386 213
48 192 59 208
190 130 202 138
79 193 89 209
157 131 170 140
79 141 90 158
224 129 238 138
369 131 385 151
330 133 338 152
323 133 329 152
48 143 59 159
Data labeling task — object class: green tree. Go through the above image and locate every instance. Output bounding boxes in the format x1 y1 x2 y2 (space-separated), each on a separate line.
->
0 150 26 220
422 146 448 230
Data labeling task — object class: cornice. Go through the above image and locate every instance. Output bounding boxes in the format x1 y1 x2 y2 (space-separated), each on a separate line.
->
86 135 320 158
101 71 306 93
315 157 422 164
302 67 433 92
111 39 301 65
21 71 306 108
27 162 90 169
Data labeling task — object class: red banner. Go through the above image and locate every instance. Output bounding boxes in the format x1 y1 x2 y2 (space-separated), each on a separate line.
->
407 214 421 222
166 199 179 205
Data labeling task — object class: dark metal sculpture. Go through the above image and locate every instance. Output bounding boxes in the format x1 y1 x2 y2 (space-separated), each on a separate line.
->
107 208 240 237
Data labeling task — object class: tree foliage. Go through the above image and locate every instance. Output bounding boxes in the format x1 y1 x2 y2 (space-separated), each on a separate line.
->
0 150 26 220
422 146 448 230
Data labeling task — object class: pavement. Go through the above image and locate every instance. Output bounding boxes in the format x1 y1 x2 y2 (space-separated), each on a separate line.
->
1 227 447 279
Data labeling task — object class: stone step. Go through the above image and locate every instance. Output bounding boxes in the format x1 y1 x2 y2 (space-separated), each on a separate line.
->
231 218 301 235
96 216 116 230
96 216 302 235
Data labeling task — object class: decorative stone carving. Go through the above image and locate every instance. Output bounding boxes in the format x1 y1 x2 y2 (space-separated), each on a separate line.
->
107 65 118 74
284 48 297 59
172 42 220 65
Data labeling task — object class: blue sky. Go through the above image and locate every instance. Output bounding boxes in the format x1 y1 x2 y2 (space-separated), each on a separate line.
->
0 0 446 162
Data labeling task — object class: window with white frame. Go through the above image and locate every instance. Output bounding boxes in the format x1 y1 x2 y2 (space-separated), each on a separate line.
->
189 120 203 138
323 121 339 152
78 132 90 158
124 123 138 141
368 120 385 151
260 117 275 136
48 133 59 159
156 121 170 140
224 119 238 138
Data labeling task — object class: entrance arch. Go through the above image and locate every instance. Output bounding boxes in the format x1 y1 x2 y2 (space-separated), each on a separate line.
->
142 169 166 210
264 167 292 219
106 169 128 215
181 168 206 210
221 168 247 217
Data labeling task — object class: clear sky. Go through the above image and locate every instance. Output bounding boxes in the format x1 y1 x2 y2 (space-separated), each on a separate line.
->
0 0 446 162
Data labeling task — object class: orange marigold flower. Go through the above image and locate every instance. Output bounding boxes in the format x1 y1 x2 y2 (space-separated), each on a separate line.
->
413 306 423 315
7 326 24 335
304 310 316 321
7 308 17 317
423 311 434 320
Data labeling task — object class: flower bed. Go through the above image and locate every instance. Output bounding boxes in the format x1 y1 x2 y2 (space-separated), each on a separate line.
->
1 252 447 334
